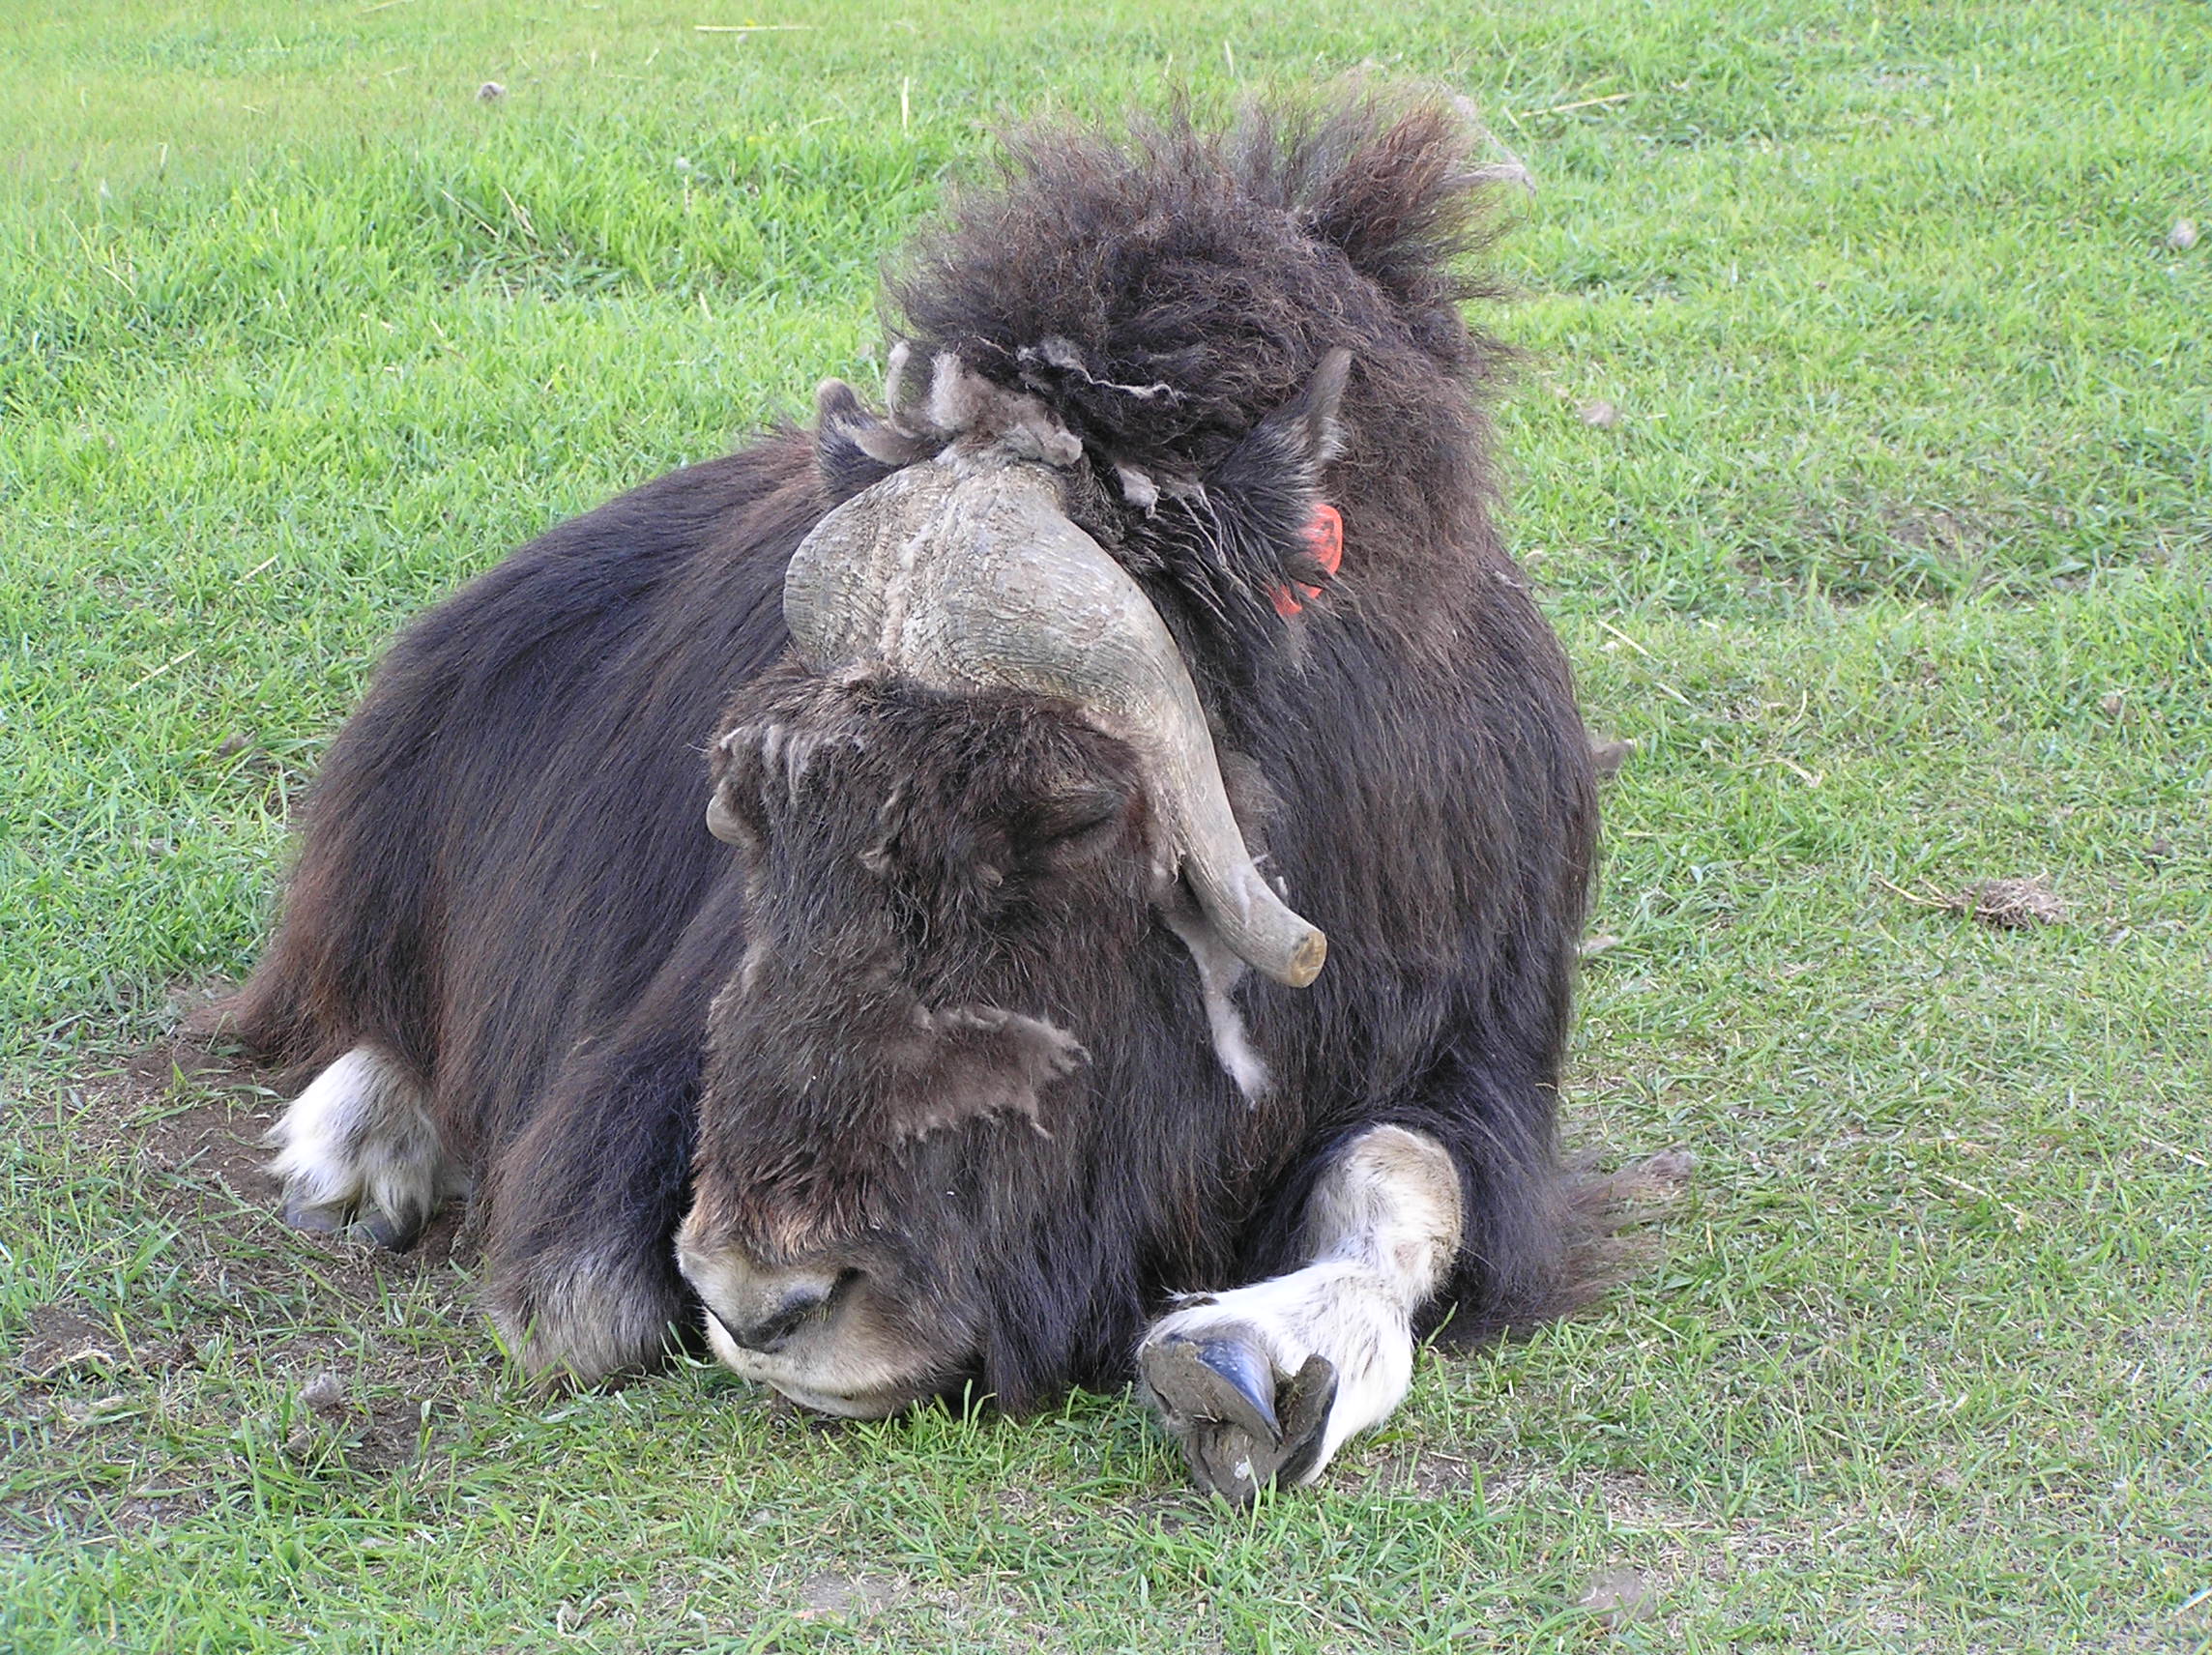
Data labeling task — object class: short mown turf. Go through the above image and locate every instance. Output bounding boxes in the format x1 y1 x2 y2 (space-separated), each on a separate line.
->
4 3 2206 1650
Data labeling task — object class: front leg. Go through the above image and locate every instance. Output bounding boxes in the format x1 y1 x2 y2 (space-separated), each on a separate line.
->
483 1031 702 1387
1138 1123 1463 1502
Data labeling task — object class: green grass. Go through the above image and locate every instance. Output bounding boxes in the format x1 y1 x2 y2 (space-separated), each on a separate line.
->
4 1 2208 1649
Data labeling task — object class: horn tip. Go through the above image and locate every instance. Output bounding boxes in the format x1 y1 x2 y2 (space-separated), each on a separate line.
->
705 793 747 846
1277 930 1327 988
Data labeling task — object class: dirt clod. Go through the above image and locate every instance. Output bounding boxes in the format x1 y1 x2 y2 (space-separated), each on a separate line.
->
1578 1563 1656 1626
1956 877 2065 929
1587 734 1635 779
282 1372 364 1459
797 1570 902 1621
1636 1147 1696 1184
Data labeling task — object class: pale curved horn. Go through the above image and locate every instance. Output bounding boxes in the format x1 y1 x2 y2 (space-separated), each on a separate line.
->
704 786 748 846
784 456 1325 987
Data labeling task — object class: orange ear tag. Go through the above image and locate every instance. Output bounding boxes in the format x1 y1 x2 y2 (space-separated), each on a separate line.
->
1270 503 1344 619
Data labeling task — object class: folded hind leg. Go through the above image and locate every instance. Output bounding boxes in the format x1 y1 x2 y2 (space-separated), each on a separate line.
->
264 1046 464 1252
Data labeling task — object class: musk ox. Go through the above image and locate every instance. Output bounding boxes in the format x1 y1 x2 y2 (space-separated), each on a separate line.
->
224 94 1599 1501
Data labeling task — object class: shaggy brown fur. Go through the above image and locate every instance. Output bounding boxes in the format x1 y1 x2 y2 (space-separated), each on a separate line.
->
224 90 1598 1409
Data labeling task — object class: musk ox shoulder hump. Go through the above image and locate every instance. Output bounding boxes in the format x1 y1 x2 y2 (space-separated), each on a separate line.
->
886 90 1518 477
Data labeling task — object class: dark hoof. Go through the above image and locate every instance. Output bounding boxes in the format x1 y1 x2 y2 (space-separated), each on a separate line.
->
282 1195 421 1253
1268 1355 1338 1489
1142 1328 1338 1506
1146 1330 1280 1441
361 1207 424 1254
283 1197 353 1235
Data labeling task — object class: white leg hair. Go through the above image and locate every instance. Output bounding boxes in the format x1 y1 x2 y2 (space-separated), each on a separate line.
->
1139 1123 1463 1497
264 1046 463 1250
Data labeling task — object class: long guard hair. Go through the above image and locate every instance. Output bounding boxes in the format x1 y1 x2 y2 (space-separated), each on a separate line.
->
227 90 1598 1408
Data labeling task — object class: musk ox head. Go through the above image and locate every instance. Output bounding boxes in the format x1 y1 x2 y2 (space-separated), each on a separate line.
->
668 87 1519 1414
674 348 1347 1416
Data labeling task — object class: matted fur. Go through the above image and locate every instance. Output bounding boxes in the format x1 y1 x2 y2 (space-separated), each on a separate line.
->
887 93 1521 678
223 90 1598 1409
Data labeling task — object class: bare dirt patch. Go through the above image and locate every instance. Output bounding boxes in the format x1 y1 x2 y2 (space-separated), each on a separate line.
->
16 1307 127 1386
797 1567 908 1621
67 1033 475 1288
1877 872 2069 929
6 1031 494 1547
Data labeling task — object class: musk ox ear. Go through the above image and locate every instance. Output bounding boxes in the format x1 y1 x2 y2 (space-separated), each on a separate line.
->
1212 349 1351 500
812 378 934 502
710 692 871 850
1258 348 1351 479
888 1006 1088 1142
1201 350 1352 596
704 726 770 851
708 711 847 852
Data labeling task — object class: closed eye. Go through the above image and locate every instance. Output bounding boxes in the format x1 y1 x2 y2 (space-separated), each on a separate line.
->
1024 784 1138 861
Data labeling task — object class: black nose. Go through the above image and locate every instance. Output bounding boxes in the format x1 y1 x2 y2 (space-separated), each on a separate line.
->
719 1282 833 1354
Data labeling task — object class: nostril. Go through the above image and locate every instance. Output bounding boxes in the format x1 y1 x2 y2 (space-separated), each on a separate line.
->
723 1281 834 1354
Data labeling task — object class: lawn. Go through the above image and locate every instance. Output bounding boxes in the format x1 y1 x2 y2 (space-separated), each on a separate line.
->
3 1 2208 1649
